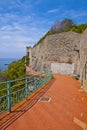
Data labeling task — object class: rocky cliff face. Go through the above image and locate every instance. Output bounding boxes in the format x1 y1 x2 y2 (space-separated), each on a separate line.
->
27 29 87 81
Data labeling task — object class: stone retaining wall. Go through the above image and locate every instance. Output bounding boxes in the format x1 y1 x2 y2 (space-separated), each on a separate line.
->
26 29 87 82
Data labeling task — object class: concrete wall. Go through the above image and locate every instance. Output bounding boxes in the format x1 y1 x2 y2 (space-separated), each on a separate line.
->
51 63 74 75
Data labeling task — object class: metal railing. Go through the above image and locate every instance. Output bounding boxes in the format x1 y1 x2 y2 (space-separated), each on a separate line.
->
0 71 52 114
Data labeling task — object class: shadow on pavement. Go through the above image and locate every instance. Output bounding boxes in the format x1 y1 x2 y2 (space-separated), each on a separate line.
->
0 78 55 130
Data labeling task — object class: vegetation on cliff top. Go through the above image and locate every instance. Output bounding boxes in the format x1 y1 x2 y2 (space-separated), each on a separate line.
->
34 18 87 47
0 56 25 81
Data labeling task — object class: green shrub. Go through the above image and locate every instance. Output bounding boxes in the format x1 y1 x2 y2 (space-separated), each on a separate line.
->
0 56 25 81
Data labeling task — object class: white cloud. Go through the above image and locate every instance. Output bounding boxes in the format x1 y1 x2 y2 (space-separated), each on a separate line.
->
0 0 87 59
61 9 87 19
1 25 14 31
71 11 87 18
0 22 47 58
47 8 59 13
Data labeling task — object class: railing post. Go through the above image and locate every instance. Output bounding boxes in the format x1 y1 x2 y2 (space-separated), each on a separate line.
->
45 70 47 83
40 71 42 86
34 76 37 92
7 81 11 113
25 77 28 99
50 71 52 79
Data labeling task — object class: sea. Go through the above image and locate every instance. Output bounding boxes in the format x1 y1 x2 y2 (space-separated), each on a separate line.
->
0 58 18 71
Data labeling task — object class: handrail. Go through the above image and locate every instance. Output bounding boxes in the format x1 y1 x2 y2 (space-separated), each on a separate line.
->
0 77 25 84
0 71 52 114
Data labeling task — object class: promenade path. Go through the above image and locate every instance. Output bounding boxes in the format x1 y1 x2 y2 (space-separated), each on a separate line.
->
1 75 87 130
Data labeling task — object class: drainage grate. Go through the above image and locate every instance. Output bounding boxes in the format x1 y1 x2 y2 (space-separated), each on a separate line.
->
39 97 51 102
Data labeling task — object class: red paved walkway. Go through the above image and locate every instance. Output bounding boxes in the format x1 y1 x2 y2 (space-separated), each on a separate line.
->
1 75 87 130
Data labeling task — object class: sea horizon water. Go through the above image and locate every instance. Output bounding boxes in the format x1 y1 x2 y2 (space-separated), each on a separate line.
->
0 58 18 71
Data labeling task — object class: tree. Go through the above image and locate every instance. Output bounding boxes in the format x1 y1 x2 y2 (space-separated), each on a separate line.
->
61 18 75 30
7 56 25 80
50 18 75 34
50 20 61 33
0 56 25 81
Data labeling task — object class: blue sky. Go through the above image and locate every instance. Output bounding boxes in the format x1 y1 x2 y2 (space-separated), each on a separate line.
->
0 0 87 58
